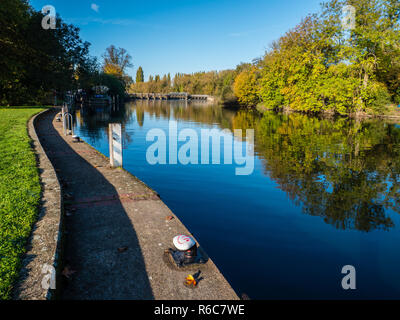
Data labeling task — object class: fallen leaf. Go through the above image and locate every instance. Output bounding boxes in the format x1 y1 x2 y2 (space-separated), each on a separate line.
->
118 246 128 253
185 274 197 287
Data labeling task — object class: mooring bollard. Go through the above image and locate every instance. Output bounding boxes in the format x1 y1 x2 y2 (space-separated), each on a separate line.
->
173 235 197 264
165 234 207 268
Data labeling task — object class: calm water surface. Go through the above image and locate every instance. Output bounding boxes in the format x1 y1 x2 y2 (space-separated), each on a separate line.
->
72 100 400 299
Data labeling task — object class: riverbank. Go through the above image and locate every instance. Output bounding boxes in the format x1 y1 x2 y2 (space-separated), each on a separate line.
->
35 108 238 300
0 107 45 299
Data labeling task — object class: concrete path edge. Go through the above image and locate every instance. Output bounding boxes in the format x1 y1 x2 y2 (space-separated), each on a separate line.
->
13 108 64 300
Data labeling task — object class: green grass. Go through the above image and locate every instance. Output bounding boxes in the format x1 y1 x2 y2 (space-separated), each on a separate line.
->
0 106 45 299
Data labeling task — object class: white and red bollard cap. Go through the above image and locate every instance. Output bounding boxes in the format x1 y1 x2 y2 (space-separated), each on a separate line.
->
173 235 196 251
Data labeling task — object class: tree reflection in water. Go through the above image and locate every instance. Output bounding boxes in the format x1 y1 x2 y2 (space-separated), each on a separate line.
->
234 110 400 232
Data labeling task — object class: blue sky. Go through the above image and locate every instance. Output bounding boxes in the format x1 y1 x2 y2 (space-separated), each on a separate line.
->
30 0 322 80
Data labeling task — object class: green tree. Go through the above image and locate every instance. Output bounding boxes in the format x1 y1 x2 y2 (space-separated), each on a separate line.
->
233 0 400 114
0 0 94 105
97 73 125 97
136 66 144 83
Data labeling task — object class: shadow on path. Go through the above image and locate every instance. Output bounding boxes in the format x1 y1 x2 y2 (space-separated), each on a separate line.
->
36 109 154 300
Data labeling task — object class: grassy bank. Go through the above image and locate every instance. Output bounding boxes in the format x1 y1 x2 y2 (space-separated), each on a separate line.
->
0 106 45 299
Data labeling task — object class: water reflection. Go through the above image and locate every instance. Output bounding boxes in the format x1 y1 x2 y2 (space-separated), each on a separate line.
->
74 101 400 233
131 99 237 129
250 112 400 232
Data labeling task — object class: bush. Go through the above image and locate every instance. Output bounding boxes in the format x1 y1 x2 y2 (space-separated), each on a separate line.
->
363 81 392 114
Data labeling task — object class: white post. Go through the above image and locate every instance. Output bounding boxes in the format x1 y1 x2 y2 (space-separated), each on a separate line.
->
109 124 114 166
109 123 122 167
62 106 66 135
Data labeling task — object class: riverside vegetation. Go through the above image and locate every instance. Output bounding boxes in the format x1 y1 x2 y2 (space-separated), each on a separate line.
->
0 0 132 106
3 0 398 114
233 0 400 116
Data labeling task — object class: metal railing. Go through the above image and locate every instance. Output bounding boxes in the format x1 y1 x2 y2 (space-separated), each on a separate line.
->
61 104 74 136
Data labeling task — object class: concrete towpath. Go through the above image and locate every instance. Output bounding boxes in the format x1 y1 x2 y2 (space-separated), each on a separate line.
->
35 108 238 300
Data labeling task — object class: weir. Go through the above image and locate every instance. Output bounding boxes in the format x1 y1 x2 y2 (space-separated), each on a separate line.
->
129 92 211 101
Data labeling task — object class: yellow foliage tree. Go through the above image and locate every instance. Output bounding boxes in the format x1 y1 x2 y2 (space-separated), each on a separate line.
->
233 67 260 106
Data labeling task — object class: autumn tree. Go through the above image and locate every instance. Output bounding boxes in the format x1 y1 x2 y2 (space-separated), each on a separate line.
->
233 0 400 114
102 45 133 76
233 67 260 106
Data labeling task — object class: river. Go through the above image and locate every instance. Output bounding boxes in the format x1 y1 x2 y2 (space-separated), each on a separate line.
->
71 100 400 299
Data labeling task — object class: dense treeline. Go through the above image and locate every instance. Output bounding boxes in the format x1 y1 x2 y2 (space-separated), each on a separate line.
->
129 64 251 103
0 0 130 105
130 0 399 114
1 0 86 105
5 0 398 114
234 0 400 115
